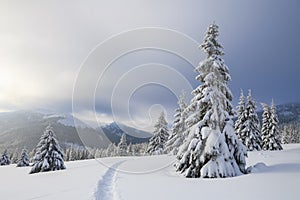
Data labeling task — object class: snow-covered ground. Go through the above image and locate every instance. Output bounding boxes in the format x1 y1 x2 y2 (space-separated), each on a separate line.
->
1 144 299 200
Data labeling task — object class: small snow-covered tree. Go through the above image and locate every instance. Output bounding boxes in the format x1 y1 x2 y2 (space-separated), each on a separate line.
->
146 112 169 155
0 149 11 166
176 23 247 178
88 148 96 159
29 125 66 174
261 103 270 149
140 143 149 156
17 148 30 167
105 143 116 157
65 148 70 161
69 146 77 161
95 148 103 158
11 148 19 164
237 90 262 151
131 143 146 156
80 149 90 160
127 143 133 156
261 102 282 151
118 133 128 156
235 90 246 135
165 91 187 155
29 149 36 163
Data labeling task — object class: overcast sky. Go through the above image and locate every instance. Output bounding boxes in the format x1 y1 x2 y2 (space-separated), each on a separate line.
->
0 0 299 131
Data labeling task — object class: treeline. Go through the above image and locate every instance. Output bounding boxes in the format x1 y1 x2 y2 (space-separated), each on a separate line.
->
281 122 300 144
64 140 148 161
0 135 149 166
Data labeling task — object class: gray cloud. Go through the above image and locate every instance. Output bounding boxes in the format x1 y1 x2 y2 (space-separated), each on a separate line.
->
1 0 299 129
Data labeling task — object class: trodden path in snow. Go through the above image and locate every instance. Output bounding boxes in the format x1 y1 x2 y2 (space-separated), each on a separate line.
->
95 160 125 200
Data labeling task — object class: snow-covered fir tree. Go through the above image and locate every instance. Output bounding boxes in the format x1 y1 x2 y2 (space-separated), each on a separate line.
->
65 148 70 161
29 149 36 163
29 125 66 174
131 143 147 156
118 133 128 156
105 143 117 157
94 148 104 158
89 148 97 159
127 143 133 156
165 91 187 155
17 148 30 167
146 111 169 155
235 90 246 135
68 146 77 161
261 103 270 148
80 149 90 160
0 149 11 166
11 148 19 164
236 90 262 151
261 102 283 150
176 23 247 178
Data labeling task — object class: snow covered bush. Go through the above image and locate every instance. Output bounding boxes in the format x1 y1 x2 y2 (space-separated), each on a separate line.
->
0 149 11 166
165 91 187 155
176 23 247 178
235 90 262 151
29 125 66 174
146 112 169 155
17 148 30 167
261 102 283 151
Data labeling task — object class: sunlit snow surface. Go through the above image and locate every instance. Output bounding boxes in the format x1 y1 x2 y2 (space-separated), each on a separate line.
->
1 144 299 200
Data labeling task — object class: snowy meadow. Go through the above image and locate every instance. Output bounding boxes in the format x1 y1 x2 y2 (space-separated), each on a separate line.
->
0 144 299 200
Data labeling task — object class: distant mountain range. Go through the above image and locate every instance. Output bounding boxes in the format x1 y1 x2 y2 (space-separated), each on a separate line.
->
100 122 152 145
0 110 151 154
0 110 111 154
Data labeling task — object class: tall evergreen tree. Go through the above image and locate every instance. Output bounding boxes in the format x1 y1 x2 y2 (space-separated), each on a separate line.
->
118 133 128 156
146 111 169 155
237 90 262 151
29 125 66 174
176 23 247 178
0 149 11 166
165 91 187 155
17 148 30 167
